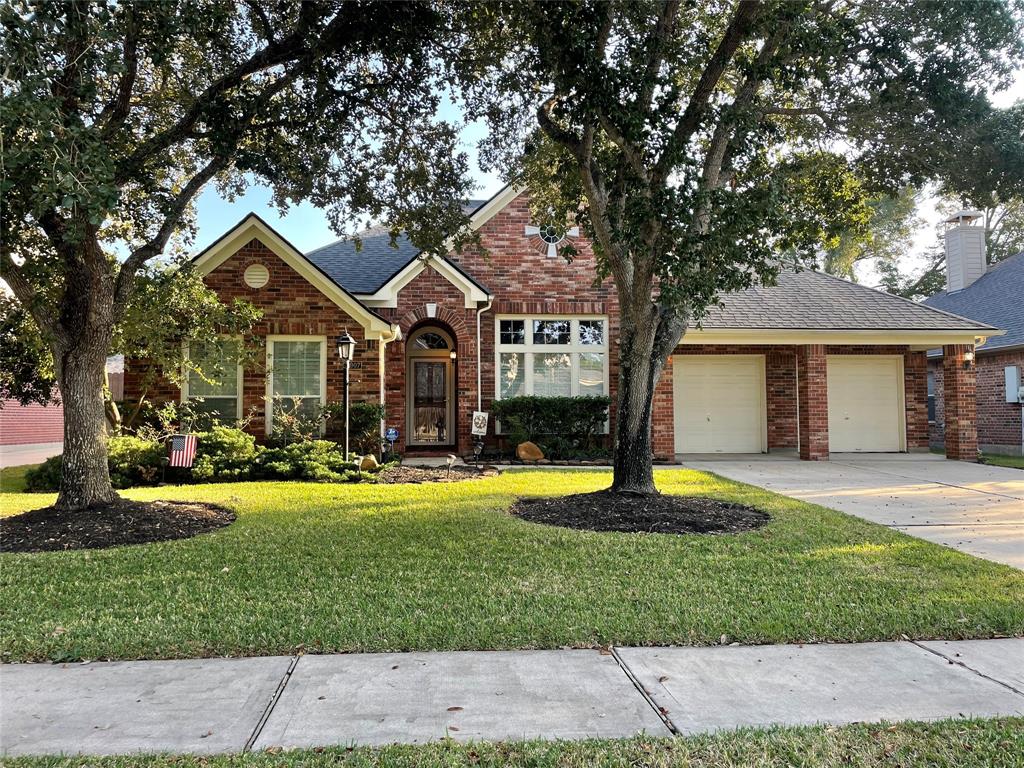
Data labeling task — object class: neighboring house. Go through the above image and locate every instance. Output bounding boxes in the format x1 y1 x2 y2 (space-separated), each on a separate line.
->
0 398 64 446
124 187 997 461
924 212 1024 457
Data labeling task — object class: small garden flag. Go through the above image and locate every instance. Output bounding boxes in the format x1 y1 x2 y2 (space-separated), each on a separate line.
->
168 434 198 468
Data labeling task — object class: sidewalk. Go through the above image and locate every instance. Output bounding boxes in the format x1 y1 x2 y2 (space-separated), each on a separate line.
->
1 639 1021 756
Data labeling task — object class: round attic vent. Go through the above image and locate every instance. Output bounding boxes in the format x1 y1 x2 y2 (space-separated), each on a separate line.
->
243 263 269 289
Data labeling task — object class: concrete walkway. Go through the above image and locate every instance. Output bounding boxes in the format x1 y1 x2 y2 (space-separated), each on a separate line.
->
2 639 1021 756
682 454 1024 569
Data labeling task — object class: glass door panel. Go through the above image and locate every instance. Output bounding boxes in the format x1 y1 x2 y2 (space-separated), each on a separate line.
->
413 361 448 443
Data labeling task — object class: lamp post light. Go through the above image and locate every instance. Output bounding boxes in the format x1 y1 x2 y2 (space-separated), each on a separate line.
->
337 330 356 461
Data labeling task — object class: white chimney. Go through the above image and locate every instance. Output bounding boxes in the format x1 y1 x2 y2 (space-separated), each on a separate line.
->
944 209 987 292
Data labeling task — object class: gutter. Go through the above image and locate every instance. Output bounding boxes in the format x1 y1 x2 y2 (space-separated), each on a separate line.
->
378 324 402 441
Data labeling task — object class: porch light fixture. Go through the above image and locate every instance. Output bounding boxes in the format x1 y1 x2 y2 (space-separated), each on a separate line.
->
450 349 457 361
337 331 356 362
337 330 357 461
963 349 975 369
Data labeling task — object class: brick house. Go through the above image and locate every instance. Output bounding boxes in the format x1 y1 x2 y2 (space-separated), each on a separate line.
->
124 186 997 461
924 212 1023 457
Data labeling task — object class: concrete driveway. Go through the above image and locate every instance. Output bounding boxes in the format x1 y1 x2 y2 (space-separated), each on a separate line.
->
682 454 1024 569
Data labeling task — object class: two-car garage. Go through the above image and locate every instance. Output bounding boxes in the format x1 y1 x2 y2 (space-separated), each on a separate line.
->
672 353 906 455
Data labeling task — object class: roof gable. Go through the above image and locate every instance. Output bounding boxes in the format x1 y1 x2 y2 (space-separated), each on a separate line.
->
190 214 395 338
923 252 1024 352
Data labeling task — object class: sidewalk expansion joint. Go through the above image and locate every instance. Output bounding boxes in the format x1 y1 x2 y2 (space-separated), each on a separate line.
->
610 647 679 737
910 641 1024 698
244 655 299 752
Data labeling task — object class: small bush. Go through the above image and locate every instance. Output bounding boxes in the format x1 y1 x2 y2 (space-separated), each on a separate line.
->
24 455 63 492
107 435 165 488
322 401 385 456
492 395 612 459
192 425 263 482
260 440 358 483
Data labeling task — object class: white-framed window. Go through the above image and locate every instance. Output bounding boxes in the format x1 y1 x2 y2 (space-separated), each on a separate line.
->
182 338 243 422
495 316 609 402
266 335 327 435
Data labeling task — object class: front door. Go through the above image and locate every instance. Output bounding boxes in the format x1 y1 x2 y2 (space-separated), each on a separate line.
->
411 360 450 444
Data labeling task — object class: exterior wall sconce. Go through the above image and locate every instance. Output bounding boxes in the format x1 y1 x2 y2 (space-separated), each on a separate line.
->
963 349 975 369
450 350 458 361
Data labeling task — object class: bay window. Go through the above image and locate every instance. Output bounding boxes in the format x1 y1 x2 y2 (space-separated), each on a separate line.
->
183 339 242 422
495 316 609 403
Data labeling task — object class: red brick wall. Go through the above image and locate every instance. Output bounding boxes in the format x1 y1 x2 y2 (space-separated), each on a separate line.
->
798 344 829 460
0 398 64 445
124 238 381 441
930 348 1023 455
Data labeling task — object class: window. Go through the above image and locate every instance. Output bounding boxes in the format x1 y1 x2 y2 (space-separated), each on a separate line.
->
413 331 449 350
927 371 936 423
495 315 609 405
267 336 326 433
184 339 242 422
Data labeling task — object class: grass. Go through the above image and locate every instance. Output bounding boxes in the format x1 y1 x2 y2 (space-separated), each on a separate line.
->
983 453 1024 470
0 463 33 493
1 469 1022 662
3 718 1023 767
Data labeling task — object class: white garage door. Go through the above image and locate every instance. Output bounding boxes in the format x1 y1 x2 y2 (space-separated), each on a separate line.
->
827 356 904 452
674 355 765 453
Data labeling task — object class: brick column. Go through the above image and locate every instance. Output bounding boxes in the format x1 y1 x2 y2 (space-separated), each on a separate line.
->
798 344 829 460
651 356 675 461
943 344 978 461
903 350 930 451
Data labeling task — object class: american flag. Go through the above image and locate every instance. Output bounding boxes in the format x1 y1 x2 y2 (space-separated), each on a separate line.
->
168 434 198 468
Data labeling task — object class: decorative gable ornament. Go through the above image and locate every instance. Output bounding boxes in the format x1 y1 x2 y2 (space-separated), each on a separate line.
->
524 223 580 259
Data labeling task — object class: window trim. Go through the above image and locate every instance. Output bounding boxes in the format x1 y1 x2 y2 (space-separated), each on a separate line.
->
265 334 328 436
494 314 610 401
181 337 244 421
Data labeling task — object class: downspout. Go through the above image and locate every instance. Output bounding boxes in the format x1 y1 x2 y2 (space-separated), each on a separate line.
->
794 351 800 453
476 298 493 412
378 324 401 443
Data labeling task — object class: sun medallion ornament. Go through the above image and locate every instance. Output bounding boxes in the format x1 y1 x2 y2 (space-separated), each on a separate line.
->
524 223 580 259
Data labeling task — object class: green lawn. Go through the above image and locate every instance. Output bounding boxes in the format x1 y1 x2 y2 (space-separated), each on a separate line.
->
983 453 1024 470
1 469 1022 662
0 463 33 493
4 718 1023 768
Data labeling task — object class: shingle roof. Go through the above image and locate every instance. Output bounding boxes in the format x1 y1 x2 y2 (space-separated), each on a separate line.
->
304 200 489 295
699 268 996 332
923 252 1024 352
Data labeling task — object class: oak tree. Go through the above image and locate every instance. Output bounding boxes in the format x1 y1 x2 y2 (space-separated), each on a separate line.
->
1 1 473 509
462 0 1024 493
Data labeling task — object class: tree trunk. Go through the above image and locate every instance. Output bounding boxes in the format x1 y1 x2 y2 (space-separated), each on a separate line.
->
611 296 688 495
54 336 118 511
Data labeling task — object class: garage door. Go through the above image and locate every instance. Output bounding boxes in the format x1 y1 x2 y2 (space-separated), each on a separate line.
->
827 356 904 452
673 355 765 453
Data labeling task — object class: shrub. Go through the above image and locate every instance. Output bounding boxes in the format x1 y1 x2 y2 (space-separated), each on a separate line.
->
492 395 612 459
322 401 385 456
107 435 165 488
260 440 358 483
191 425 262 482
24 455 63 492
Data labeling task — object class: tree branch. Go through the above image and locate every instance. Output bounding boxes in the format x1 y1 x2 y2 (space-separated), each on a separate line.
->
653 0 762 181
97 5 138 134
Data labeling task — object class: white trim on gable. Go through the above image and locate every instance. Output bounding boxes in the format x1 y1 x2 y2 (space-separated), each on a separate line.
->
191 214 397 339
356 256 490 309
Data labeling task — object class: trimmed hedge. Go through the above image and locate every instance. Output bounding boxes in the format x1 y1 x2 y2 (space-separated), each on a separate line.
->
491 395 611 459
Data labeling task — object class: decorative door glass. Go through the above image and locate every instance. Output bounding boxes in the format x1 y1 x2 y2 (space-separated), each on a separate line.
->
413 360 447 443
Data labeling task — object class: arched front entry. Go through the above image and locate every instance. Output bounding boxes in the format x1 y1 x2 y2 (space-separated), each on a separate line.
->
406 325 456 448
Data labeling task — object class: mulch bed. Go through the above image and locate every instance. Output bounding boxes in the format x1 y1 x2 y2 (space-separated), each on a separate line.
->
376 464 501 484
0 499 235 553
510 490 769 535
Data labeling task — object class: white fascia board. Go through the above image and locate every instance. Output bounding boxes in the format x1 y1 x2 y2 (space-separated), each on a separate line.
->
191 215 396 339
679 328 1002 347
357 257 488 310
